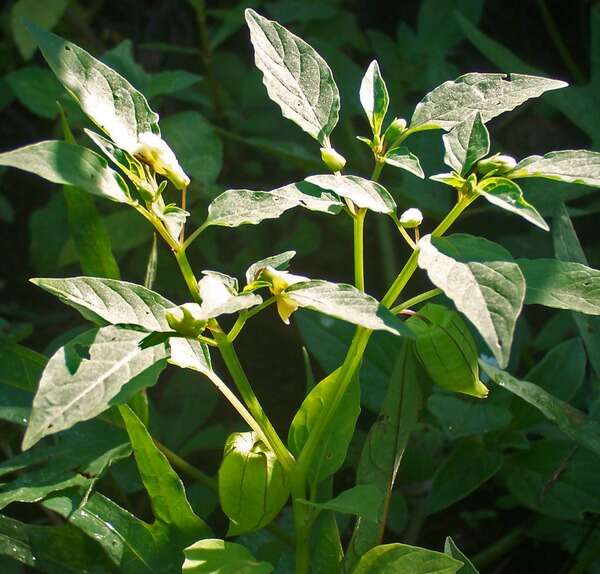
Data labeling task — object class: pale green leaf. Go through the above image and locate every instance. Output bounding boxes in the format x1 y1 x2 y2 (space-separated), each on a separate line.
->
305 174 396 213
360 60 389 137
245 8 339 144
287 280 412 336
384 147 425 178
480 360 600 458
6 66 64 118
205 182 341 227
11 0 69 60
478 177 548 230
245 251 296 285
518 258 600 314
31 276 174 331
444 538 479 574
507 150 600 187
288 368 360 484
23 326 168 449
119 406 209 537
168 338 212 377
0 141 131 203
301 485 383 523
410 73 567 131
195 273 262 319
418 234 525 367
353 543 463 574
442 112 489 175
426 440 503 514
183 539 273 573
28 24 159 150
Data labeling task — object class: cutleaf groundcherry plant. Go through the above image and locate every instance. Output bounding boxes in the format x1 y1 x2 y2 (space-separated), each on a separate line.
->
2 10 600 574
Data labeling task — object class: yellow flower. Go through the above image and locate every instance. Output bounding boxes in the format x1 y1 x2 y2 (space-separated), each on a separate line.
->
259 266 308 325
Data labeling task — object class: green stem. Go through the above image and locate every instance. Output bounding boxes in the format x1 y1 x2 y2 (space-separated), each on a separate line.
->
392 216 417 250
353 209 366 291
432 192 478 238
472 524 527 570
212 328 295 474
183 221 208 250
391 288 442 315
228 297 276 342
175 248 202 303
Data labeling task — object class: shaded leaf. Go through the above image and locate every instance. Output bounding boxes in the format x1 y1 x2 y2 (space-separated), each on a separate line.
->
444 538 479 574
6 66 64 118
301 485 382 522
183 539 273 573
442 112 489 175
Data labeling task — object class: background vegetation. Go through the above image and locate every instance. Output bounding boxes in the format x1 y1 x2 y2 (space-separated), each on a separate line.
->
1 1 599 572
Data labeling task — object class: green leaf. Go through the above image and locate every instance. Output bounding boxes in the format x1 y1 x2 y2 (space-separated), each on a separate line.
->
245 8 339 144
205 182 341 228
196 273 262 319
28 24 159 150
417 234 525 367
183 539 273 573
343 342 426 571
360 60 389 138
63 186 121 279
23 326 168 449
32 276 174 331
383 147 425 178
353 543 463 574
11 0 69 60
218 432 289 536
553 203 600 378
0 141 131 203
502 439 600 519
119 405 210 538
168 338 212 377
444 538 479 574
288 369 360 484
305 174 396 214
410 73 567 131
507 150 600 187
442 112 489 175
477 177 548 231
480 360 600 458
0 513 117 573
301 485 382 522
518 258 600 314
245 251 296 285
287 280 411 336
6 66 64 118
161 112 222 186
426 440 503 514
0 420 130 510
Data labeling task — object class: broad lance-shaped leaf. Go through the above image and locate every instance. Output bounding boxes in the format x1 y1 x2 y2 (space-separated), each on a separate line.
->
0 513 118 573
445 538 480 574
443 112 489 175
410 73 567 131
478 177 548 231
480 359 600 458
300 485 383 523
289 368 360 485
506 149 600 187
204 182 341 228
418 234 525 368
119 406 210 538
28 23 159 150
0 141 131 203
518 259 600 314
305 174 396 214
353 543 463 574
343 342 425 573
245 9 339 145
360 60 389 138
183 539 273 574
383 147 424 179
287 281 412 336
23 326 168 449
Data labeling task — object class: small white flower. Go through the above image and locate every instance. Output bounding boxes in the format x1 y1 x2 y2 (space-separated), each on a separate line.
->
132 132 190 190
399 207 423 228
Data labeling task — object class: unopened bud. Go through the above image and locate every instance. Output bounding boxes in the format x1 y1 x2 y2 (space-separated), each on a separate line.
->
477 153 517 175
383 117 407 146
399 207 423 229
320 146 346 172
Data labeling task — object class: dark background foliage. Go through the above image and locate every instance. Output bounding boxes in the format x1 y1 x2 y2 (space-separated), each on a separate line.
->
1 1 599 572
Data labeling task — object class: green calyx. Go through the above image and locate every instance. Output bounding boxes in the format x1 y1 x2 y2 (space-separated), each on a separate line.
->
165 303 208 338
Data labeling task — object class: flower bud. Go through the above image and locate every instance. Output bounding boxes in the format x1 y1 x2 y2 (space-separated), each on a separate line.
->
132 132 190 190
320 146 346 172
477 153 517 175
219 432 289 536
399 207 423 229
383 117 407 147
407 304 488 398
165 303 207 338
